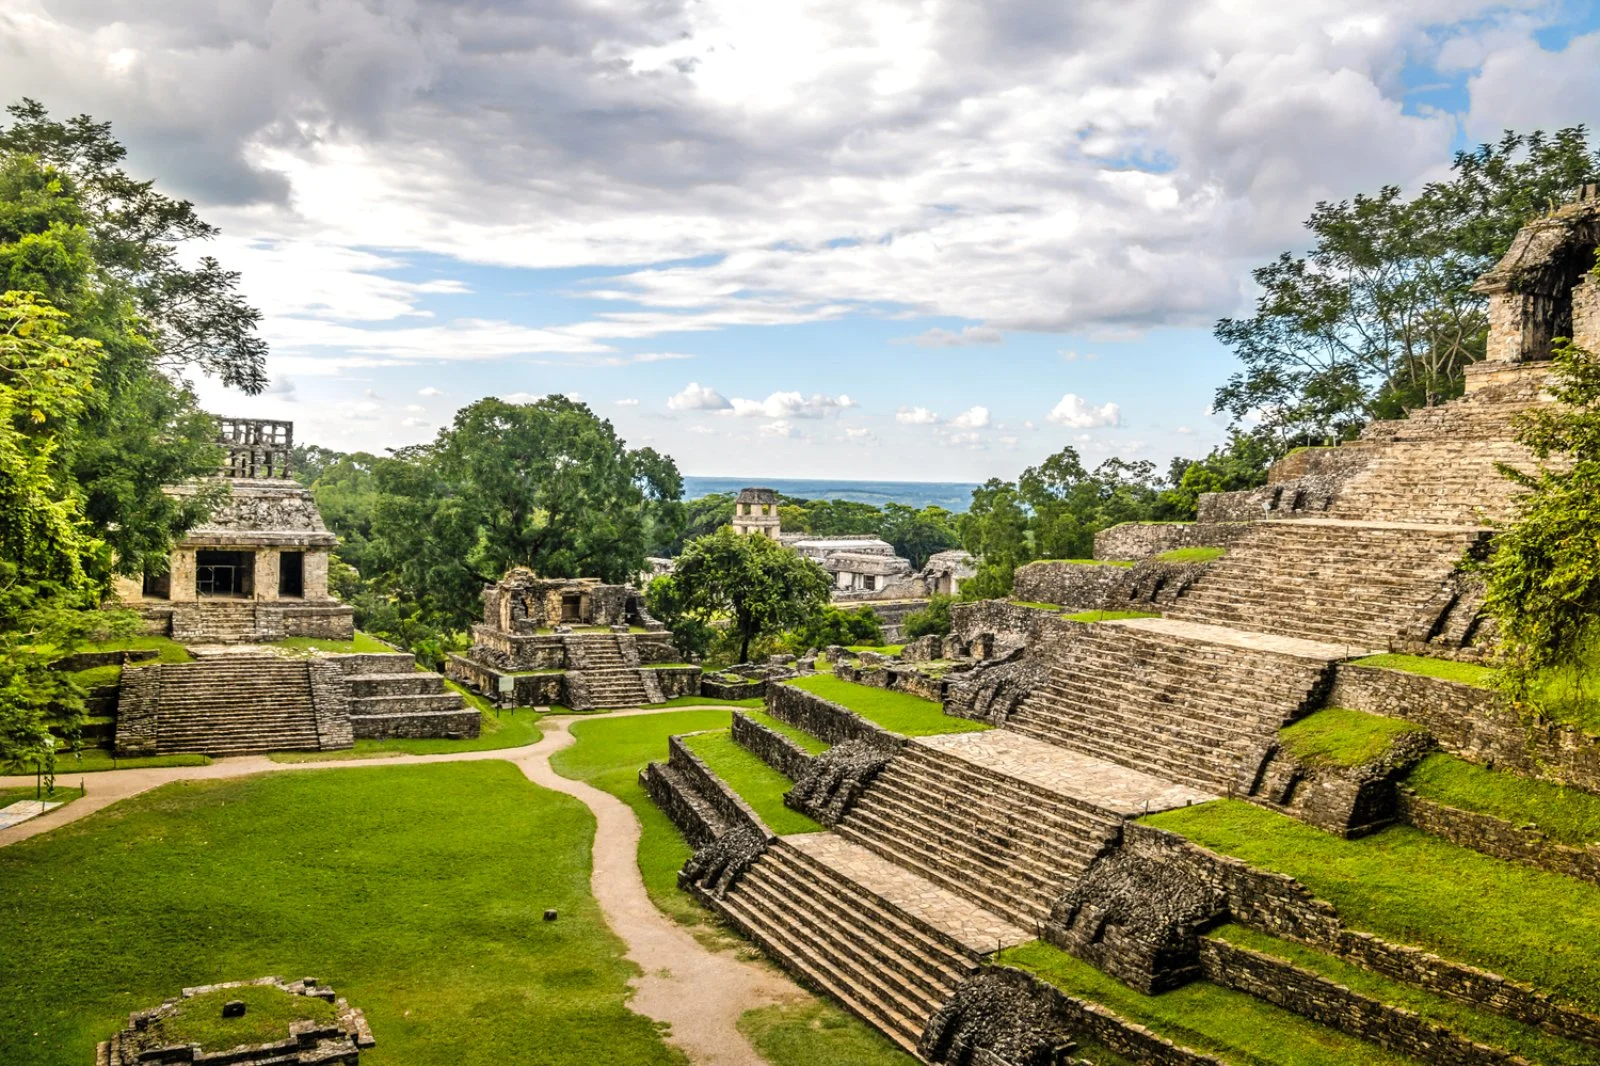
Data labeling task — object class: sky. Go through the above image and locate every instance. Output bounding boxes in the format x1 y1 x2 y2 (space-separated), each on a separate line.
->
3 1 1599 481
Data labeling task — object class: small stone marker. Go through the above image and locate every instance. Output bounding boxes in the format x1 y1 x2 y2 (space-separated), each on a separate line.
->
543 909 558 922
222 1000 246 1018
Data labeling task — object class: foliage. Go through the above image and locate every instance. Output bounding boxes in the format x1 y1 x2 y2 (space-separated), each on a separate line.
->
0 762 688 1066
1483 337 1600 706
647 526 831 662
1214 127 1600 445
1277 707 1424 768
794 604 883 651
1143 800 1600 1012
1408 752 1600 847
1158 431 1276 519
681 729 823 835
1002 940 1421 1066
902 593 953 639
785 675 989 736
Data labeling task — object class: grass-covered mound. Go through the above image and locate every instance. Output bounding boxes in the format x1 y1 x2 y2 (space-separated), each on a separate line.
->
1142 799 1600 1013
1407 753 1600 846
999 940 1423 1066
0 761 684 1066
156 984 340 1051
786 675 988 737
550 709 732 930
1278 708 1425 767
271 632 394 655
1210 924 1597 1066
681 730 821 836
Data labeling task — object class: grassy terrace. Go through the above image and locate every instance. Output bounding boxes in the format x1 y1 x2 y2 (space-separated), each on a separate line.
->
743 708 831 754
1030 558 1134 567
271 632 395 655
846 644 905 655
1143 800 1600 1012
0 762 685 1066
786 675 989 737
269 706 543 764
1000 940 1423 1066
1153 546 1226 564
1210 924 1598 1066
1350 653 1495 687
1350 651 1600 736
549 709 732 930
1063 610 1161 623
681 729 822 836
1279 708 1425 767
1408 752 1600 846
159 984 339 1050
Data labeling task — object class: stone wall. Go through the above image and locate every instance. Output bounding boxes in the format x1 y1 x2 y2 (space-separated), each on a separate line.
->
444 655 566 707
951 600 1064 656
633 633 681 664
766 682 903 747
652 666 701 699
668 733 772 836
1093 522 1251 562
702 675 767 701
349 708 480 740
840 598 930 642
1012 562 1128 609
308 658 355 749
831 660 949 702
640 762 723 847
732 710 816 779
279 603 356 640
1195 448 1372 524
114 665 159 756
1398 789 1600 888
1329 664 1600 794
1198 939 1526 1066
466 626 567 671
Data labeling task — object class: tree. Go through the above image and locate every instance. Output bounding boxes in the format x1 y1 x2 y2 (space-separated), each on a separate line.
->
957 478 1032 598
903 594 954 639
647 527 831 663
1483 335 1600 685
1159 431 1276 519
880 503 960 568
795 605 883 651
1215 127 1600 445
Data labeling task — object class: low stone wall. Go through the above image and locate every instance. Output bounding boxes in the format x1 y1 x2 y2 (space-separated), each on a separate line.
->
1012 561 1128 609
634 633 681 664
444 655 566 707
114 665 160 756
467 626 567 671
1093 521 1250 562
831 661 948 702
641 762 723 847
1329 664 1600 794
1198 939 1526 1066
308 658 355 749
279 603 357 640
702 676 766 700
1196 448 1371 523
1123 823 1600 1046
668 734 772 836
53 649 158 672
950 599 1063 656
350 709 480 740
732 710 816 779
652 666 701 699
1399 789 1600 888
765 683 902 747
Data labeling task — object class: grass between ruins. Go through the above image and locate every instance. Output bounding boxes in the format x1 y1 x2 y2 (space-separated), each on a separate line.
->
1407 752 1600 845
157 984 339 1051
1208 924 1599 1066
1152 546 1227 564
1350 651 1600 735
1061 610 1161 623
743 709 831 754
0 785 83 810
681 730 822 835
1349 653 1495 687
1142 800 1600 1012
0 761 689 1066
1277 708 1424 767
785 675 989 737
737 1001 919 1066
267 707 544 763
271 632 395 655
999 940 1424 1066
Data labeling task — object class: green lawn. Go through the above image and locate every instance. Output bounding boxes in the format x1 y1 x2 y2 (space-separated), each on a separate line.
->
1029 558 1134 567
1349 654 1495 688
1278 708 1426 767
68 635 193 664
680 730 822 836
742 709 831 754
549 710 733 932
1143 800 1600 1012
786 675 988 737
1153 546 1226 564
999 940 1424 1066
270 632 395 655
1209 924 1598 1066
159 984 338 1050
268 708 543 763
738 1002 918 1066
1407 752 1600 846
0 786 83 810
846 644 905 656
50 749 211 774
0 762 686 1066
1062 610 1160 623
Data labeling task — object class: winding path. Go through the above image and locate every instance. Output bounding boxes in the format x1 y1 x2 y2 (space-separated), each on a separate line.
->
0 709 804 1065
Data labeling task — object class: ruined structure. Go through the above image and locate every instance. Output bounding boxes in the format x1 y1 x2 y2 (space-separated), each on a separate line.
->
641 196 1600 1063
114 418 354 644
446 567 698 710
731 486 783 538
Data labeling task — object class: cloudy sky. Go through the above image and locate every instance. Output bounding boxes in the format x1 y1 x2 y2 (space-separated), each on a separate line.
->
3 1 1598 481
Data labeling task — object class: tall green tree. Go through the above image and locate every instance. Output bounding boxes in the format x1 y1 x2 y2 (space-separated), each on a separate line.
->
1214 127 1600 446
879 503 960 568
647 527 831 663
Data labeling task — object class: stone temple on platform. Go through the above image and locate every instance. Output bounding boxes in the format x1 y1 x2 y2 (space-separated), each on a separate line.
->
113 418 354 644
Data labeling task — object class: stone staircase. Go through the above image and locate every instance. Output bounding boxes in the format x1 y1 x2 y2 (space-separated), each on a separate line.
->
341 654 464 718
564 633 662 709
144 657 322 755
833 740 1126 930
717 835 1025 1054
170 601 261 643
1007 619 1339 795
1163 519 1490 650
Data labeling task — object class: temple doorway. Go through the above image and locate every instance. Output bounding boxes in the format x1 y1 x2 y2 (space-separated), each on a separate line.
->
196 550 255 597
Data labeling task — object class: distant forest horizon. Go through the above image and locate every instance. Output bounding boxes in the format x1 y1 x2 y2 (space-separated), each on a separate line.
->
680 476 981 513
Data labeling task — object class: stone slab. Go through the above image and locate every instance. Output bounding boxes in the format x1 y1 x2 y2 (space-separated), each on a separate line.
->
913 730 1214 816
1106 615 1365 661
0 800 62 830
782 832 1030 954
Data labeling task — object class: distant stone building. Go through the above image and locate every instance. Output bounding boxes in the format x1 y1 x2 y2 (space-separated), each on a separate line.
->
113 418 354 644
919 549 978 597
785 535 916 595
732 486 783 538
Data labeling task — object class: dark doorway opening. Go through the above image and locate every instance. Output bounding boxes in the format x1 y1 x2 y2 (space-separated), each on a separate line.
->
142 569 171 600
279 551 305 598
561 593 583 622
196 550 254 597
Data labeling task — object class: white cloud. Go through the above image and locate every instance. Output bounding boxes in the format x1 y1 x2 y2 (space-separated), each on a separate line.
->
615 398 641 406
896 406 940 425
950 406 991 430
1176 425 1194 435
1060 350 1102 363
759 420 800 438
503 392 540 404
729 391 855 419
1047 394 1122 428
667 382 732 411
898 325 1004 347
418 386 442 397
844 427 879 444
564 391 583 402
